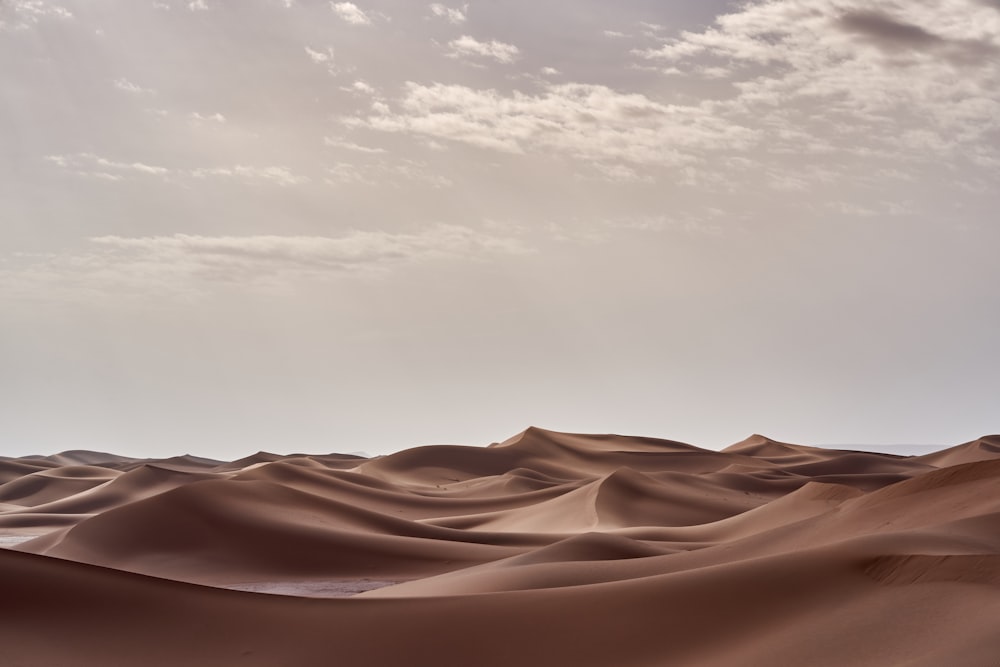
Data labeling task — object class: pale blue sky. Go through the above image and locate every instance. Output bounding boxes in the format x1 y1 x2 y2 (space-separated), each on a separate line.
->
2 0 998 457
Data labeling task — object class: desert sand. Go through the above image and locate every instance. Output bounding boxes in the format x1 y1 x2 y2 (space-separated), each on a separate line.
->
2 428 1000 666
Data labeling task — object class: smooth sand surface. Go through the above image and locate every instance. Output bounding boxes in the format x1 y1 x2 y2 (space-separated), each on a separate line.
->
2 428 1000 665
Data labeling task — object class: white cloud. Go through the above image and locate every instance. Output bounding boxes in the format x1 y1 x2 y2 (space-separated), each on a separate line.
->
323 137 386 153
619 0 1000 192
304 46 341 75
603 210 726 236
190 112 227 123
46 153 169 177
429 3 467 24
447 35 520 63
46 153 306 186
331 2 370 25
324 159 453 188
3 1 73 26
341 80 375 95
637 0 1000 149
190 165 307 186
88 228 519 269
304 46 333 64
188 0 208 11
348 82 758 167
0 227 531 299
589 163 653 184
114 78 154 94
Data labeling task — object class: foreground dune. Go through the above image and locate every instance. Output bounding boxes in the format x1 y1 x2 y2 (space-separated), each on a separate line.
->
2 428 1000 665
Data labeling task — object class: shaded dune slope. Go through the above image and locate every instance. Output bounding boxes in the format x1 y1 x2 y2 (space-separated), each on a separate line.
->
3 541 1000 667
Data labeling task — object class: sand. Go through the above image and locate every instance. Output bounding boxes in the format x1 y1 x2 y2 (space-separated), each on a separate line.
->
2 428 1000 665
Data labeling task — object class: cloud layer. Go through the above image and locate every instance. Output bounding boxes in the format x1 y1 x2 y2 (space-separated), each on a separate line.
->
2 226 531 300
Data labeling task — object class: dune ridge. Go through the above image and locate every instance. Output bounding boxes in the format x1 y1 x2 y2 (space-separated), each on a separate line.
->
3 427 1000 665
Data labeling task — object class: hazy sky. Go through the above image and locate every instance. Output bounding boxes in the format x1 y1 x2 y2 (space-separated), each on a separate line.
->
2 0 999 458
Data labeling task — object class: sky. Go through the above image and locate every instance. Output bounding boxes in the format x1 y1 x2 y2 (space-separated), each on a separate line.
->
2 0 999 459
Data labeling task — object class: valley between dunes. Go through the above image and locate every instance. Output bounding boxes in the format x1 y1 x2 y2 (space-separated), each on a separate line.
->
3 428 1000 666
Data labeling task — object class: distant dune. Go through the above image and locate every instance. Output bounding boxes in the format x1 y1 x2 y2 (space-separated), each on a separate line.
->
3 428 1000 666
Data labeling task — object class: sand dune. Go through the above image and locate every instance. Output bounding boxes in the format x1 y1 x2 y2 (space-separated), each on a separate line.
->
3 427 1000 665
914 435 1000 467
0 465 119 507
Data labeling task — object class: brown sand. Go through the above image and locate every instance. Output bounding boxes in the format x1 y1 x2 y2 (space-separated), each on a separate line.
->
2 428 1000 665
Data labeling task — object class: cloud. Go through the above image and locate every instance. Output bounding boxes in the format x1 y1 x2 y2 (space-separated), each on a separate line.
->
634 0 1000 176
837 10 945 49
1 227 531 299
835 8 1000 63
46 153 307 186
114 78 154 94
189 165 306 186
304 46 334 64
446 35 520 63
324 158 453 188
1 1 72 29
188 0 209 11
341 79 375 95
331 2 371 25
46 153 169 178
189 111 226 123
429 3 467 24
639 1 1000 68
323 137 386 153
348 82 757 167
588 163 653 184
304 46 342 76
88 228 520 270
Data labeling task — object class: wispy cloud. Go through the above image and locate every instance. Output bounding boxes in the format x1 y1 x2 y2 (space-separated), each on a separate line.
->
1 1 72 30
304 45 342 76
340 79 376 95
189 165 307 186
637 0 1000 134
89 228 520 269
46 153 169 178
349 82 757 167
45 153 307 186
323 137 386 153
323 158 453 188
331 2 371 25
113 78 154 94
626 0 1000 187
1 226 531 300
446 35 520 63
429 3 467 24
304 46 334 64
189 111 226 123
